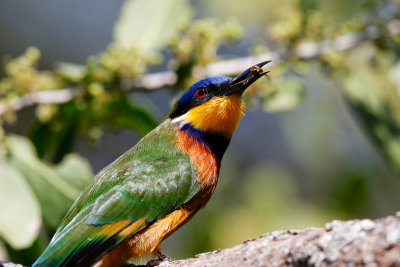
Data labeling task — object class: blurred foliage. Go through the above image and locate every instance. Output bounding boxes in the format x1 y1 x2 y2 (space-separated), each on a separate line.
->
0 160 40 250
262 0 400 173
0 0 244 262
0 0 400 264
114 0 192 52
0 135 92 254
169 18 242 89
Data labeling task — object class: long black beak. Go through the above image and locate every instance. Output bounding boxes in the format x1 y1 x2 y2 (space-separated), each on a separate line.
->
223 60 271 96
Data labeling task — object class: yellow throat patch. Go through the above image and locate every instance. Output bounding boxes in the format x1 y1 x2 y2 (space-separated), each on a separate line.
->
181 95 245 137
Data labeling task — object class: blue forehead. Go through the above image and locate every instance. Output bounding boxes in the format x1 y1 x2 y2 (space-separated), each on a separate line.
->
177 76 232 104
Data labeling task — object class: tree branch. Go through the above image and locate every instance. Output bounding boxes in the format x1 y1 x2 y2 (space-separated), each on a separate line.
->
155 213 400 267
0 89 74 116
1 214 399 267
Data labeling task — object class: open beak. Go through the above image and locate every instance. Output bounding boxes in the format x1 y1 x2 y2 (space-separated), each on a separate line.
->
223 60 271 96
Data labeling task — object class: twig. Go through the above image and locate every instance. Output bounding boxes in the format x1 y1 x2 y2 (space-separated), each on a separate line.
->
1 20 399 117
0 89 74 115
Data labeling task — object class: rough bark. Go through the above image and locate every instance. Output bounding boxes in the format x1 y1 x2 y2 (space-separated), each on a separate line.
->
1 214 400 267
157 214 400 267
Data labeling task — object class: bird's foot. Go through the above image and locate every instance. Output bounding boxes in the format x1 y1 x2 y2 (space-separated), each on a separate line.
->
157 251 175 262
146 251 175 266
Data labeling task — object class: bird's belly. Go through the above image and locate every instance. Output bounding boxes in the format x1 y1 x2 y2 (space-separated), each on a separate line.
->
126 204 197 259
94 195 208 267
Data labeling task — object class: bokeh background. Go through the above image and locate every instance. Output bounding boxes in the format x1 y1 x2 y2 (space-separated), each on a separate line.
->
1 0 400 265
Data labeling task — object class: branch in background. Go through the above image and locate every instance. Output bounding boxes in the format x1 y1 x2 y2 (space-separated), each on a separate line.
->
0 89 73 116
1 214 399 267
0 262 23 267
1 20 399 117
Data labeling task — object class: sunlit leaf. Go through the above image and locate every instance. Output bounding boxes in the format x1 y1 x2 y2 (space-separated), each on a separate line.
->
343 67 386 115
5 135 87 228
114 0 191 51
263 77 305 113
342 65 400 171
54 154 93 189
0 162 41 249
56 62 86 81
389 62 400 92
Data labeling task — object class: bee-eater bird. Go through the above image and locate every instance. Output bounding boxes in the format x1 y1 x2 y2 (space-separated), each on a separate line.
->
33 61 270 267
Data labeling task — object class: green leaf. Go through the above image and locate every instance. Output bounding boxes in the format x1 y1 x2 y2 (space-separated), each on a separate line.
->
113 0 191 51
389 62 400 92
54 154 93 190
0 162 41 249
342 66 400 171
106 95 159 136
343 67 386 115
29 102 78 163
56 62 86 82
263 77 305 113
5 135 89 229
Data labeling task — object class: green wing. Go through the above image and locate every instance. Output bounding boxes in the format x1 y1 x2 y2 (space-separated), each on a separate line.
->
33 120 202 267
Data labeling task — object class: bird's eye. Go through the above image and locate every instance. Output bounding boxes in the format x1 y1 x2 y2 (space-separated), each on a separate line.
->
196 87 207 98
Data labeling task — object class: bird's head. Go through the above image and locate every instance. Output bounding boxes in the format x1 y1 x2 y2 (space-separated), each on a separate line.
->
169 61 270 138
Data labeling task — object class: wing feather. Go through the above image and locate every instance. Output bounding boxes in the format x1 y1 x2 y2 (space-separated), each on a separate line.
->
33 120 202 267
